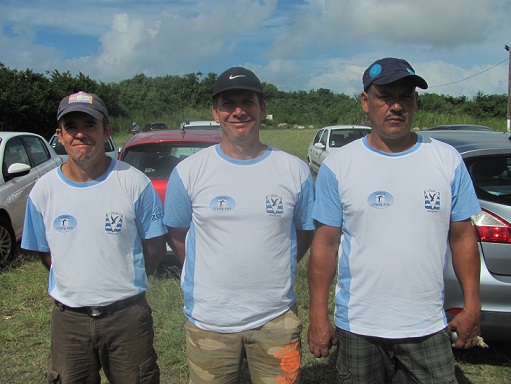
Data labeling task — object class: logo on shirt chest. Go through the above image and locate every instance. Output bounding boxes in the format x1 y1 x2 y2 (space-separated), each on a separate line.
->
209 196 236 213
367 191 394 209
53 215 77 232
266 194 284 216
424 190 441 212
105 212 123 234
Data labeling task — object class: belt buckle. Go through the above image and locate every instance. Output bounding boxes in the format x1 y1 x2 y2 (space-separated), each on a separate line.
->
89 307 102 317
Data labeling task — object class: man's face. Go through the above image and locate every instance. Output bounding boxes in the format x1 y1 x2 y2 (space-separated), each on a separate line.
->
56 112 111 164
360 80 418 141
212 90 266 144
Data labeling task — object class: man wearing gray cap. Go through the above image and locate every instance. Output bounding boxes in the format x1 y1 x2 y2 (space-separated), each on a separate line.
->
22 91 166 383
164 67 315 383
308 58 481 383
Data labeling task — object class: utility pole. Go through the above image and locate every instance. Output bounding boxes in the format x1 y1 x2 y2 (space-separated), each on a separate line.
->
506 45 511 132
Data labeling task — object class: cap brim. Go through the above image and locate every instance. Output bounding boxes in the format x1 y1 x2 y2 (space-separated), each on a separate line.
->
373 74 428 90
212 85 263 97
57 105 105 121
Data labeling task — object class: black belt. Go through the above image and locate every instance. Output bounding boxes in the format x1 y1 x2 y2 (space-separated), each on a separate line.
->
55 292 145 318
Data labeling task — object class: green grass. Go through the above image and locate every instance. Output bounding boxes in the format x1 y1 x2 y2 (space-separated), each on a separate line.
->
1 129 510 383
1 253 510 383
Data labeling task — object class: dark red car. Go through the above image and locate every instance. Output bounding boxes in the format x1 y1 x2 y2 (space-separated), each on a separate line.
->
119 129 222 205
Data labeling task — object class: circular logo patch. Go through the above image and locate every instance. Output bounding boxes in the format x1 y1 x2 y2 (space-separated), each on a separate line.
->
369 64 382 78
209 196 236 213
367 191 394 209
53 215 77 232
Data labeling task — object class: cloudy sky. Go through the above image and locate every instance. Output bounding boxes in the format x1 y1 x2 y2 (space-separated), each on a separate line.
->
1 0 510 98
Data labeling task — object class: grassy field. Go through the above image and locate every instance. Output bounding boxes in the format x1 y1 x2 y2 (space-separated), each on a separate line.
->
1 128 510 383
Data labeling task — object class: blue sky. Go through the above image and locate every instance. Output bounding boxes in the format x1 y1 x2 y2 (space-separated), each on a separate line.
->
1 0 510 98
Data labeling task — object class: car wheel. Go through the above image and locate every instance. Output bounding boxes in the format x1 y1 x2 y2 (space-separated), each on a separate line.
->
0 217 16 265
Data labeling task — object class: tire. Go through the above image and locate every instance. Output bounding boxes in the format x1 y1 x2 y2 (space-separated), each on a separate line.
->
0 217 16 265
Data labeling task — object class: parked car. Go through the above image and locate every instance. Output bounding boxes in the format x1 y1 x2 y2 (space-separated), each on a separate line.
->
0 132 63 264
119 129 222 258
179 120 220 131
48 134 118 162
422 124 494 131
307 125 371 173
419 130 511 340
143 122 168 131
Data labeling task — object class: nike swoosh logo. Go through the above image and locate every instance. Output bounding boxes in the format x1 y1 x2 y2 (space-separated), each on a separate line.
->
229 75 246 80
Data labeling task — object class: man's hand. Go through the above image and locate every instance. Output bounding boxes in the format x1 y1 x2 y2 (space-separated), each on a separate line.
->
448 308 481 349
308 318 338 358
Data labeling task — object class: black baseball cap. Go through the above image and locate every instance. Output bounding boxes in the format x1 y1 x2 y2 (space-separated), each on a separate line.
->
213 67 263 97
362 58 428 91
57 91 109 121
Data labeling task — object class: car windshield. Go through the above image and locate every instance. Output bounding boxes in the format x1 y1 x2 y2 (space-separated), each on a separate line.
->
467 155 511 198
122 142 214 180
329 129 369 148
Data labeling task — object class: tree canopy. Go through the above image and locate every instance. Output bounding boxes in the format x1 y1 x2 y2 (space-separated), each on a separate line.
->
0 62 507 138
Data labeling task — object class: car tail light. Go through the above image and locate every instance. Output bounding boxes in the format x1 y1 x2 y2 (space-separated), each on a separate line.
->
471 209 511 243
446 308 462 315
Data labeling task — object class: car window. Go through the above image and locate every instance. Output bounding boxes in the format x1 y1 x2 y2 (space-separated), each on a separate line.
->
319 130 328 146
104 138 115 152
122 143 214 180
330 129 369 148
22 136 51 166
49 136 67 155
313 130 323 144
3 137 31 180
467 155 511 197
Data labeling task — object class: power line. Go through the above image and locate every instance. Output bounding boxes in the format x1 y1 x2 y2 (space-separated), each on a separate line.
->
428 57 509 89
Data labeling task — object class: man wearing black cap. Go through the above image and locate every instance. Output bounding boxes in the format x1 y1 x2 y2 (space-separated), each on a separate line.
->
164 67 315 383
308 58 481 383
21 91 166 383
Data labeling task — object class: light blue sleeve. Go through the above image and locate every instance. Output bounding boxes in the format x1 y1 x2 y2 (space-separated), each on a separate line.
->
134 183 167 239
293 173 315 230
451 161 481 221
21 197 50 252
312 164 343 228
163 168 193 228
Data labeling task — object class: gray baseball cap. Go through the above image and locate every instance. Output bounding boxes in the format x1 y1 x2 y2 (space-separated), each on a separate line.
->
57 91 109 121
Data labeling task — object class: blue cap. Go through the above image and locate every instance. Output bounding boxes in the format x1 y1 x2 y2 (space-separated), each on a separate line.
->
363 58 428 91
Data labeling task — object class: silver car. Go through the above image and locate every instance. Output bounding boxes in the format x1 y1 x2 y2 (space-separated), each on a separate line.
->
307 125 371 173
49 134 118 162
420 130 511 340
0 132 63 264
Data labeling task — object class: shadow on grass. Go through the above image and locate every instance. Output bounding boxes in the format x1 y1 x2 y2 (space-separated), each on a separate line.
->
154 255 182 280
0 246 40 272
454 341 511 384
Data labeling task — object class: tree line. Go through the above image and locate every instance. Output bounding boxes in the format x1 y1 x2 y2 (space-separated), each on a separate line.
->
0 62 508 139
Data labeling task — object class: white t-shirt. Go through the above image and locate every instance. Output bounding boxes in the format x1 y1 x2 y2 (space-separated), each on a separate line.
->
313 134 481 338
164 145 315 333
21 159 166 307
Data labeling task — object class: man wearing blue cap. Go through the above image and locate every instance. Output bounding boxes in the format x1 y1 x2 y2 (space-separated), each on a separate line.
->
22 91 166 383
308 58 481 383
164 67 315 383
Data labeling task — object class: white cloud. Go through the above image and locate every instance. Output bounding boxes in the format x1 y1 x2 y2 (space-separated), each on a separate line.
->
0 0 509 97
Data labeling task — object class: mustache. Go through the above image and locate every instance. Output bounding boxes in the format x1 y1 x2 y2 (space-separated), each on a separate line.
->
385 114 404 121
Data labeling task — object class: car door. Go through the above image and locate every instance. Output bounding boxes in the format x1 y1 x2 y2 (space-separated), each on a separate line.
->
309 129 326 172
316 129 332 168
0 136 40 239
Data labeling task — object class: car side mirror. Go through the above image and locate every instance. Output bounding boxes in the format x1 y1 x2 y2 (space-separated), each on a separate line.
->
7 163 31 177
314 142 325 150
